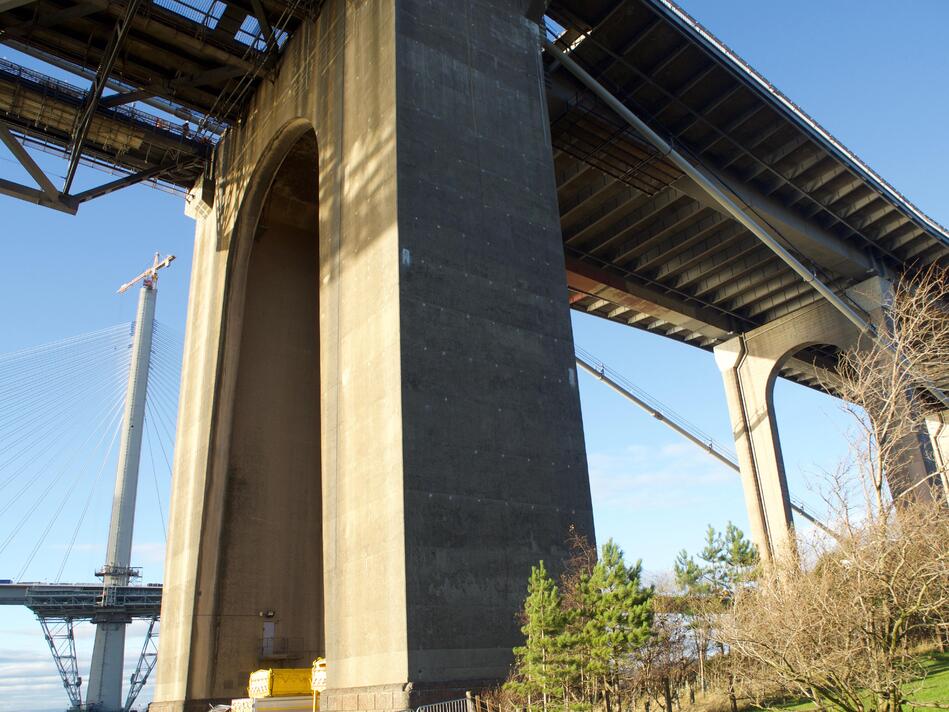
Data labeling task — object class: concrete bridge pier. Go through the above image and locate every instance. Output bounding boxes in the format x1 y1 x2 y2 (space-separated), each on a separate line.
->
925 412 949 503
152 2 593 711
714 277 941 560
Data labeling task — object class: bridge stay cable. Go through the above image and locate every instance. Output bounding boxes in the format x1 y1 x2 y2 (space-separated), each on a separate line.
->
16 403 125 582
575 346 835 537
56 402 129 582
0 388 127 549
143 401 169 541
0 367 129 480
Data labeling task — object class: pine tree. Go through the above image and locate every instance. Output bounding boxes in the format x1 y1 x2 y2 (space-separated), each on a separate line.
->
572 540 653 712
673 523 758 712
507 561 567 712
675 522 757 601
506 539 657 712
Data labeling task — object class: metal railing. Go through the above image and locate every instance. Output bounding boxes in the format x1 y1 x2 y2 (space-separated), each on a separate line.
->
0 57 211 146
575 345 836 536
416 699 474 712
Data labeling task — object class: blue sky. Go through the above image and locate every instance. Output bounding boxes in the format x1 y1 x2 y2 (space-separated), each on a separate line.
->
1 1 948 710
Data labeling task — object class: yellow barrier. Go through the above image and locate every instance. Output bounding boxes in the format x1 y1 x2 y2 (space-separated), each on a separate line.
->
248 668 313 699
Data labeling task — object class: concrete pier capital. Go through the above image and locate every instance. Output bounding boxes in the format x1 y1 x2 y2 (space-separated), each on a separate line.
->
712 336 742 372
714 275 942 559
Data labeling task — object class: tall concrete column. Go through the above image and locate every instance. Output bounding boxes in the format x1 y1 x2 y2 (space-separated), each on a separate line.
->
713 279 881 560
713 337 780 559
925 411 949 504
153 2 593 711
89 280 156 710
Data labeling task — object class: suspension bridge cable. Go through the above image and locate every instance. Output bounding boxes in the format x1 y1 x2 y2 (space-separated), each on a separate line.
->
0 322 132 364
0 338 130 413
146 364 182 401
0 320 181 582
144 386 179 449
144 395 175 474
0 330 130 383
0 382 126 523
0 361 128 434
144 362 175 415
144 364 178 413
0 331 131 453
0 374 129 491
145 357 180 402
0 367 129 465
0 378 126 525
0 326 130 390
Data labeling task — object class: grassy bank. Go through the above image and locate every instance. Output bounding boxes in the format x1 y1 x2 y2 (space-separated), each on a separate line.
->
676 651 948 712
774 651 949 710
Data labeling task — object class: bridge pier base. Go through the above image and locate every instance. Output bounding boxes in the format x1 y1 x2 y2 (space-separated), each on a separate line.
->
153 1 593 710
714 277 940 560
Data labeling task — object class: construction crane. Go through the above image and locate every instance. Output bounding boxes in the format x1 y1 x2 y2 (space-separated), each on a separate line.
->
117 253 176 294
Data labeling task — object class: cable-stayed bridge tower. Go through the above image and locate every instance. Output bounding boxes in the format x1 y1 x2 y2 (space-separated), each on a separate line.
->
86 253 174 710
0 253 175 712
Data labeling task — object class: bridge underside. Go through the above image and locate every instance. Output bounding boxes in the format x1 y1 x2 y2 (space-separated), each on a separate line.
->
545 0 947 387
2 0 946 385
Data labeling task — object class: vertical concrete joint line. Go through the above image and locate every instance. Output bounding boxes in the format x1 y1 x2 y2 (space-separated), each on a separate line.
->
732 334 772 560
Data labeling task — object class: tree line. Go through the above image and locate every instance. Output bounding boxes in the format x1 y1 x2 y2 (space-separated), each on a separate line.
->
501 522 758 712
497 266 949 712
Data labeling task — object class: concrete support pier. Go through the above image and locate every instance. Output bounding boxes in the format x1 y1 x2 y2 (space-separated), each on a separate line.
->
152 2 593 711
714 278 940 560
925 411 949 503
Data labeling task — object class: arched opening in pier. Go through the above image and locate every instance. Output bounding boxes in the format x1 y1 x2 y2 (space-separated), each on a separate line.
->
216 125 323 691
771 344 849 529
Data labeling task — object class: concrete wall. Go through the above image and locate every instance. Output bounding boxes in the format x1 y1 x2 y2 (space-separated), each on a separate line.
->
395 0 592 689
153 2 593 710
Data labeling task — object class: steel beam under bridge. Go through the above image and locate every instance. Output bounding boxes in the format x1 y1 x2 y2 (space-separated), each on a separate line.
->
0 583 162 619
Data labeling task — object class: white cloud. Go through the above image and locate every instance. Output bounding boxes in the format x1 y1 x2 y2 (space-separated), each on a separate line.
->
132 541 165 566
588 439 736 512
0 619 158 712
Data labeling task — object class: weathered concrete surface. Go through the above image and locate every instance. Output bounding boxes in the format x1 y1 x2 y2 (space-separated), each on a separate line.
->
152 2 593 710
925 411 949 504
714 277 939 560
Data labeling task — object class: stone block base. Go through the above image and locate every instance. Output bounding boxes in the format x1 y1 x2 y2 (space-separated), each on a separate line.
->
148 698 230 712
320 683 410 712
320 679 502 712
